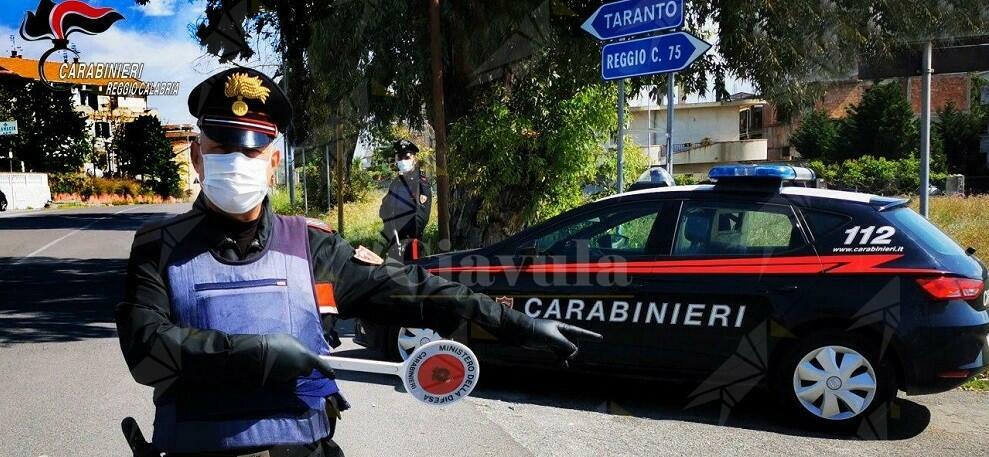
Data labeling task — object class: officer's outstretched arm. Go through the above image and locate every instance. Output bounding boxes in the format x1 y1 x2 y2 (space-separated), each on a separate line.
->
312 233 601 360
115 232 335 389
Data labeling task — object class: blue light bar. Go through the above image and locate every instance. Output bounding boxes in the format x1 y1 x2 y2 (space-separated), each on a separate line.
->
708 165 815 181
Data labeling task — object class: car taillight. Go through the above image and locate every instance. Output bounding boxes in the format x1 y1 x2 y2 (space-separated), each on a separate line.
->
916 276 985 300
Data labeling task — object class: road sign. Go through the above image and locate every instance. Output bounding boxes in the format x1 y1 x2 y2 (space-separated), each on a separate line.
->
601 31 711 80
0 121 17 136
582 0 684 41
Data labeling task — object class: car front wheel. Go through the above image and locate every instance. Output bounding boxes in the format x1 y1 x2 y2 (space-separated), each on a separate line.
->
777 332 896 430
389 326 443 361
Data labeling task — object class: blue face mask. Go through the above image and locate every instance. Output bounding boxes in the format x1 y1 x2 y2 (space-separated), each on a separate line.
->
396 159 415 174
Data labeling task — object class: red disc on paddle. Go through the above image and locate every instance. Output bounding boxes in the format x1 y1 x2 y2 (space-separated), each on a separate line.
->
402 340 479 406
416 354 466 396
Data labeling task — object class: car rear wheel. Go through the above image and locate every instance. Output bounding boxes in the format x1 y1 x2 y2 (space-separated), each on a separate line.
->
390 326 442 361
777 332 896 430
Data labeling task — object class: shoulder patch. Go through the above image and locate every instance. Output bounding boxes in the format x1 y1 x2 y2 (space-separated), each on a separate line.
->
306 218 335 234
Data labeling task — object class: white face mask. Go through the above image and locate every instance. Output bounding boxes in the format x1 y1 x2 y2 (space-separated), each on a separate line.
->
201 152 270 214
396 158 415 174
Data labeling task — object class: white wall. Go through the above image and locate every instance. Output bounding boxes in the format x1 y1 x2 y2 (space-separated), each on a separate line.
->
0 173 52 210
629 105 742 146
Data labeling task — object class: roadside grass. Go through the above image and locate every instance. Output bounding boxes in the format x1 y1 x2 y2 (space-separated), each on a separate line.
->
919 196 989 391
274 187 989 391
914 196 989 257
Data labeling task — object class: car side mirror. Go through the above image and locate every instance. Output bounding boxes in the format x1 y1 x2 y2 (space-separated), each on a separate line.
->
516 240 540 257
596 233 629 249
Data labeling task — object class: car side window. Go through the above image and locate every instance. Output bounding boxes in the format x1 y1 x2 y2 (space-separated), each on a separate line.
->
673 201 803 256
533 205 665 257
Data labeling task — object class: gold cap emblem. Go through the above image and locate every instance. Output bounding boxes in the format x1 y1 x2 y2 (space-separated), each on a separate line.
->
224 72 271 117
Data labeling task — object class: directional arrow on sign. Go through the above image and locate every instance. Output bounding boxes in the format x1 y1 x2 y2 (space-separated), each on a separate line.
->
582 0 684 41
600 31 711 80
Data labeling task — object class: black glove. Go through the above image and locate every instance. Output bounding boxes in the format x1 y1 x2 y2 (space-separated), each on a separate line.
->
260 333 336 384
521 319 603 361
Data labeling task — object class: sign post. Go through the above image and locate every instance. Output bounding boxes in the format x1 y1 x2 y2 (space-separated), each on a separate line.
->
617 80 625 193
583 0 708 188
666 73 674 173
2 121 18 173
919 41 933 218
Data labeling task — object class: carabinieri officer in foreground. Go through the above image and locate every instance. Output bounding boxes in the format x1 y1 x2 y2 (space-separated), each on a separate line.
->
114 67 601 457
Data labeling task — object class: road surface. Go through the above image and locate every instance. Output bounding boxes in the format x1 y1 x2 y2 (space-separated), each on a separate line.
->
0 204 986 456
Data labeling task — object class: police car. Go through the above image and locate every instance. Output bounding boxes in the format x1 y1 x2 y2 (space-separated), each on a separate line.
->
355 164 988 428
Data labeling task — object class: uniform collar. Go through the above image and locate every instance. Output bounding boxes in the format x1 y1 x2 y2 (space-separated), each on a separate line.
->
194 193 273 260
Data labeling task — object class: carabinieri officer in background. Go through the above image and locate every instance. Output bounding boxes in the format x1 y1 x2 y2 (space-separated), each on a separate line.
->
114 67 601 457
379 139 431 260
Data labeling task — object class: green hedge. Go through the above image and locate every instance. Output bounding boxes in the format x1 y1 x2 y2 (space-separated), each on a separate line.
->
807 156 946 195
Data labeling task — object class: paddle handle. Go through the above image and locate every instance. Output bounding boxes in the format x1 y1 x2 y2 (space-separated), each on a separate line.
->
320 355 404 376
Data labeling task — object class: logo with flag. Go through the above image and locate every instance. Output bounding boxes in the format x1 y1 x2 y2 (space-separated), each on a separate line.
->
19 0 124 90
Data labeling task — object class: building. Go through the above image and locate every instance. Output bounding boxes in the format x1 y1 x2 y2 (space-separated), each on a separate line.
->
0 51 157 175
164 124 201 198
625 72 980 177
627 93 791 175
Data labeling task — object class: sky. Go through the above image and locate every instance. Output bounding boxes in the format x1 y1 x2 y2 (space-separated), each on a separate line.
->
0 0 278 125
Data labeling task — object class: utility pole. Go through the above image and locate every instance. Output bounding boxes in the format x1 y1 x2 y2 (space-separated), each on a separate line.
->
335 116 345 236
324 143 332 213
665 73 675 174
919 41 933 218
300 146 308 213
281 53 295 206
429 0 451 250
616 80 625 193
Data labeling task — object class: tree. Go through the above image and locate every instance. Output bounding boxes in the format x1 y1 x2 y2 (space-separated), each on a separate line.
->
174 0 989 137
790 110 840 161
160 0 989 247
934 102 988 175
0 79 91 173
835 82 918 162
115 115 182 198
449 84 619 244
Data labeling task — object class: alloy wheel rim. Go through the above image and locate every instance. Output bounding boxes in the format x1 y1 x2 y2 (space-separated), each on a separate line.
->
792 345 878 421
396 327 441 361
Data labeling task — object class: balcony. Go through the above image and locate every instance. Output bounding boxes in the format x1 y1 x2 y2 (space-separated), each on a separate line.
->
645 139 769 175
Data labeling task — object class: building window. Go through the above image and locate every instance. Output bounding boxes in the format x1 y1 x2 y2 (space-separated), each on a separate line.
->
739 106 765 140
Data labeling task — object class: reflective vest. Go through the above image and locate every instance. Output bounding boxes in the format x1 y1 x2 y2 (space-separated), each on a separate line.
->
154 215 340 453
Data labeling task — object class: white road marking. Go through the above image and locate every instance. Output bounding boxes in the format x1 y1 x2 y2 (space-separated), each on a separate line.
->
15 205 145 264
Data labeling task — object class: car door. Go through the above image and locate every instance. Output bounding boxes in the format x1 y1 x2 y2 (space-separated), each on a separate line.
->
472 198 672 369
633 195 819 375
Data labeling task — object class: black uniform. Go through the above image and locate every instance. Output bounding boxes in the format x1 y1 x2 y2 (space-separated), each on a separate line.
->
380 168 431 245
116 67 599 457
